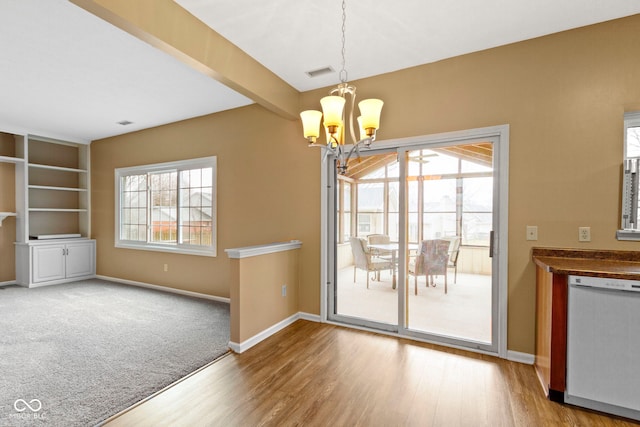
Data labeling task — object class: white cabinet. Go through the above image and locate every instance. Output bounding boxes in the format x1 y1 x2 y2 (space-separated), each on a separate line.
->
17 239 96 287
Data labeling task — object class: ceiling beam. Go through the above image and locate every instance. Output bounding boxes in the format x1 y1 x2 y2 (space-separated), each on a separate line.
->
70 0 300 120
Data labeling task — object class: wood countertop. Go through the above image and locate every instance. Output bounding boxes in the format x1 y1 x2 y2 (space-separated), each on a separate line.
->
532 247 640 281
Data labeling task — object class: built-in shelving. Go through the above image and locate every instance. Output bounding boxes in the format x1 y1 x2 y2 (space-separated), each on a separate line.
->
29 163 87 173
28 185 87 192
29 208 88 212
22 136 91 240
1 131 94 287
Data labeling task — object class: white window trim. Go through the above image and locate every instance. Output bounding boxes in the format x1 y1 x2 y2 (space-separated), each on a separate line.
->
114 156 217 256
617 112 640 240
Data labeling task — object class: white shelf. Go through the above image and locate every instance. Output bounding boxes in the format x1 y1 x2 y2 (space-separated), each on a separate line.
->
28 163 87 173
0 212 16 226
0 155 24 164
29 185 87 192
29 208 87 212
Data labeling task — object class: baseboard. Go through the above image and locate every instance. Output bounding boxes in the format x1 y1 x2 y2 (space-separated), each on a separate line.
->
0 280 17 287
507 350 535 365
96 275 230 304
229 312 320 354
298 312 322 322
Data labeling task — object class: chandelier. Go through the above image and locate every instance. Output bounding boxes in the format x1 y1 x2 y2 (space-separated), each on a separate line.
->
299 0 384 175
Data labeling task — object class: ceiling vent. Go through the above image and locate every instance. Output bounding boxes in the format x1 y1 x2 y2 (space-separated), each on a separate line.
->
117 120 133 126
306 67 334 78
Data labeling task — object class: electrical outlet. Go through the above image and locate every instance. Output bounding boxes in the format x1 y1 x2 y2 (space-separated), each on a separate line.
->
526 226 538 241
163 263 168 272
579 227 591 242
281 284 287 297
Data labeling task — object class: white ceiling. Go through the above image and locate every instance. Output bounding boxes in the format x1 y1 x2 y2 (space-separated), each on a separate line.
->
1 0 639 143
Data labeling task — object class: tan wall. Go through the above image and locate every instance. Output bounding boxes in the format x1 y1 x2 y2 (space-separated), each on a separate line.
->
229 249 299 344
89 15 640 355
299 15 640 354
0 132 16 282
91 105 320 305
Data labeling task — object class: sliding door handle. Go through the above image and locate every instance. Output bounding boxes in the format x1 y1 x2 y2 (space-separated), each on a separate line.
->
489 231 494 258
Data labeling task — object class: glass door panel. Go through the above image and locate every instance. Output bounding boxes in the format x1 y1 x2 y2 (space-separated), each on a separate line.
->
332 152 400 330
404 144 494 345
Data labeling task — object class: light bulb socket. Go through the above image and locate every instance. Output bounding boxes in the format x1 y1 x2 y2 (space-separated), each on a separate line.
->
326 125 339 135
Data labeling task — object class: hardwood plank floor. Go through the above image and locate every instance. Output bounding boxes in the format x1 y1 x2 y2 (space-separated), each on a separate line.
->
104 320 638 426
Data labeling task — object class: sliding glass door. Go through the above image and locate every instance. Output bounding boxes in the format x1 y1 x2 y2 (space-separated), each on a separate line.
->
327 130 505 354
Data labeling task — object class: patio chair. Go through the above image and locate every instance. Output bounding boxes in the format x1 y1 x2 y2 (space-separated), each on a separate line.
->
349 237 395 289
408 239 450 295
367 234 393 280
442 236 461 283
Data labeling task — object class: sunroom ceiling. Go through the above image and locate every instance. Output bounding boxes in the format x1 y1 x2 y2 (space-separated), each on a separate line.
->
344 143 494 180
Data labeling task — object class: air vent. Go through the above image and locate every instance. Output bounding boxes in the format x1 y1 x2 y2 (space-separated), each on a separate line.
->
306 67 334 78
117 120 133 126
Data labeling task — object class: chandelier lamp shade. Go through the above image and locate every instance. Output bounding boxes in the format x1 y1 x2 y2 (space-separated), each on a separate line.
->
299 0 384 174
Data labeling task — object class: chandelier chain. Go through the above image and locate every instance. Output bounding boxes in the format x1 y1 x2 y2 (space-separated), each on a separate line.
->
340 0 347 83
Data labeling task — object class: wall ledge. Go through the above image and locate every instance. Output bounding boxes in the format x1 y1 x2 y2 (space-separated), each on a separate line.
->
225 240 302 259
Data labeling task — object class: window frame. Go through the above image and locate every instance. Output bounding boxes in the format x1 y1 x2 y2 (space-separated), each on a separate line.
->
114 156 217 256
618 112 640 240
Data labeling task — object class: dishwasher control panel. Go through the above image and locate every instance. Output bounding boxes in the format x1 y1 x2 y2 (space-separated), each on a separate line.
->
569 275 640 292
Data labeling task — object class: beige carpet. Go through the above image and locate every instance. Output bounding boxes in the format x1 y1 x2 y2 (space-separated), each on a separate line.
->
336 267 491 343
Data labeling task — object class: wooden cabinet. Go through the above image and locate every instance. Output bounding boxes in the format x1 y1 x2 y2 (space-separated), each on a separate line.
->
534 263 568 402
17 239 96 287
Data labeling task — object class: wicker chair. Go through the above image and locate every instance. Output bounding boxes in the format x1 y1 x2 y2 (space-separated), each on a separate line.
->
408 239 450 294
367 234 393 279
349 237 395 289
442 236 461 283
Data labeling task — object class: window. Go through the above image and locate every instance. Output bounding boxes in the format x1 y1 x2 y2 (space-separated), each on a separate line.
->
618 112 640 240
115 157 216 256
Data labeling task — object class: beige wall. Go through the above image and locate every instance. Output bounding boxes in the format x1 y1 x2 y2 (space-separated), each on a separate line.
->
91 105 320 307
229 248 299 344
88 14 640 355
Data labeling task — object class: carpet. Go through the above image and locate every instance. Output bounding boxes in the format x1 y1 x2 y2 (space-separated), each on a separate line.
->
0 279 230 427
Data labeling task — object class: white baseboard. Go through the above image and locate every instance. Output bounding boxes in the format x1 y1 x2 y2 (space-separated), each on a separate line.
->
507 350 535 365
96 275 230 304
229 312 321 354
0 280 17 287
298 312 321 322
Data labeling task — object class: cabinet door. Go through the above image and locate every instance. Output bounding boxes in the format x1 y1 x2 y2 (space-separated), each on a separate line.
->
65 242 95 278
32 245 66 283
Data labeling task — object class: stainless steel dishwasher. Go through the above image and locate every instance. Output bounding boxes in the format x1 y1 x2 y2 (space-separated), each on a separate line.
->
565 275 640 421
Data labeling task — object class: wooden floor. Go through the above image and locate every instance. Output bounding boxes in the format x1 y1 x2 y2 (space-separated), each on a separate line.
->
104 321 638 427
